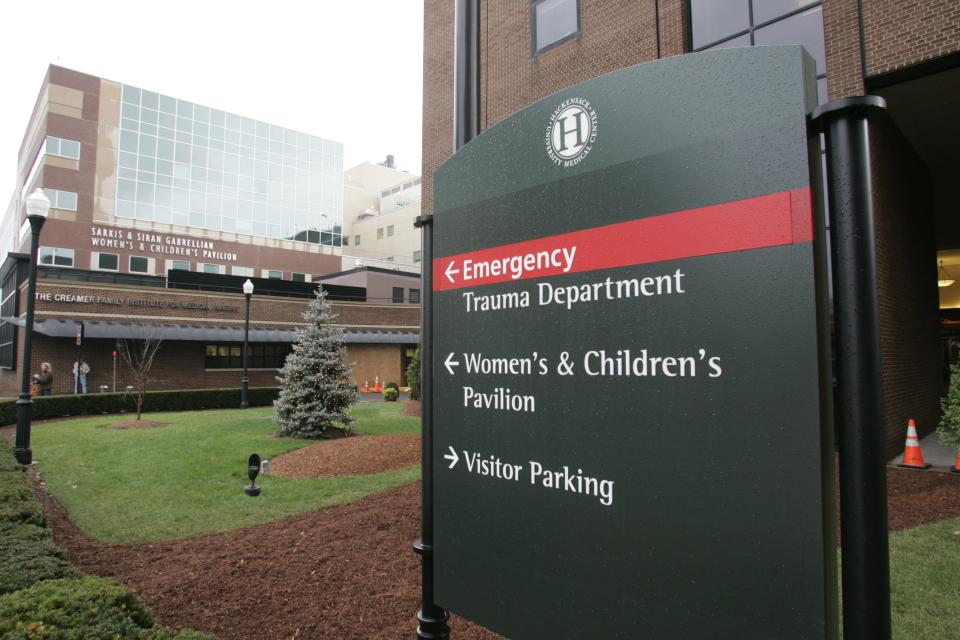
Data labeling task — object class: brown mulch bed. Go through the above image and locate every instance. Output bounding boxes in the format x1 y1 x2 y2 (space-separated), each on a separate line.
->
18 433 960 639
35 479 500 640
886 467 960 531
101 420 169 430
270 435 420 478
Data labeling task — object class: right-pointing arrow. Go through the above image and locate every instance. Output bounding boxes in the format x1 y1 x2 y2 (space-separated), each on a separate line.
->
443 446 459 469
444 352 460 375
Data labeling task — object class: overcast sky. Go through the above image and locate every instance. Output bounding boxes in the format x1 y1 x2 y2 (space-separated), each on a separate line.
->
0 0 424 194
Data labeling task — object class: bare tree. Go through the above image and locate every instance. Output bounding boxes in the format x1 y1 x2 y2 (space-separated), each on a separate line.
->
118 336 163 420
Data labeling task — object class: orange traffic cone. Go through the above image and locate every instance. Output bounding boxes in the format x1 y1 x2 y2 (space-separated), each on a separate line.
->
951 450 960 474
897 419 931 469
373 376 380 393
362 380 370 393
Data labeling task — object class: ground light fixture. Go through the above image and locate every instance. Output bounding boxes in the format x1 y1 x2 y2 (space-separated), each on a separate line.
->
938 261 955 288
245 453 261 496
240 279 254 408
13 188 50 464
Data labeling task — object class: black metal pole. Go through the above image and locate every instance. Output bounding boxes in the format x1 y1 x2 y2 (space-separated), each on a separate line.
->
811 95 890 640
240 292 251 409
75 321 83 394
414 2 480 636
413 213 449 639
14 216 45 465
454 0 481 150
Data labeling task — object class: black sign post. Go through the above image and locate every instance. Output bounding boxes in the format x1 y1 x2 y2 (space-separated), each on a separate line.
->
811 96 891 640
430 47 839 639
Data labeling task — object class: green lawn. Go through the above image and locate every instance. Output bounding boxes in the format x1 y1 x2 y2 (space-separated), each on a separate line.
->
31 403 420 543
889 516 960 639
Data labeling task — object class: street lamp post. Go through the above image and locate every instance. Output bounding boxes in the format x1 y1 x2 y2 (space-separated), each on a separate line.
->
14 189 50 465
240 279 253 409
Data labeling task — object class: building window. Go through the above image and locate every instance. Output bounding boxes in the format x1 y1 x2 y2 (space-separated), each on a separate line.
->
43 188 78 211
129 256 150 273
413 250 422 263
38 247 74 268
354 234 360 245
409 288 421 304
45 136 81 160
377 227 384 239
202 263 222 274
97 253 120 271
267 270 283 280
205 343 292 369
387 225 395 237
231 266 254 277
689 0 827 103
342 236 349 246
392 287 405 303
533 0 580 54
291 272 307 282
116 82 344 247
170 260 190 271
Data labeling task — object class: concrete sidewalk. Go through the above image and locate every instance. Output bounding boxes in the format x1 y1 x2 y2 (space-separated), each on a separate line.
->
889 429 958 472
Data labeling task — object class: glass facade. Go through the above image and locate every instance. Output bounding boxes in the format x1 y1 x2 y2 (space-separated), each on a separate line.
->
689 0 828 104
116 85 344 246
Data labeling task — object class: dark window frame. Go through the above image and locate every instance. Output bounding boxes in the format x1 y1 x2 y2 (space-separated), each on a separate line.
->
205 342 292 369
686 0 827 99
97 252 120 271
409 288 421 304
392 287 405 304
129 255 150 274
531 0 582 56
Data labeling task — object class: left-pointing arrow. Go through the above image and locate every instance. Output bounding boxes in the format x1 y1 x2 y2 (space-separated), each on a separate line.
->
444 261 460 283
444 352 460 375
444 446 459 469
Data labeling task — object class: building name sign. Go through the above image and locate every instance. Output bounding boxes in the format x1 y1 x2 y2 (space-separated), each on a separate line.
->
89 226 239 262
36 291 239 314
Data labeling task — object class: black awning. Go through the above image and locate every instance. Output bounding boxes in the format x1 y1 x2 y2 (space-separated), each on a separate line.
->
0 318 418 344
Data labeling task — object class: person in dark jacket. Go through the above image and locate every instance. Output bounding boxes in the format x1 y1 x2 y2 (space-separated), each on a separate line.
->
33 362 54 396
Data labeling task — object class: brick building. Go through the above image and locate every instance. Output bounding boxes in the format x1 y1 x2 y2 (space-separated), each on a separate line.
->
0 260 419 395
422 0 960 457
1 65 420 395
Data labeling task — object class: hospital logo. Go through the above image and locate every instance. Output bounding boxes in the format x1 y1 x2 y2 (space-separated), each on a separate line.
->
545 97 598 168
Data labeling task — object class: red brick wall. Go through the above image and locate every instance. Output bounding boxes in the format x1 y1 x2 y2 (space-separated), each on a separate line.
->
862 0 960 77
823 0 865 99
0 336 409 395
870 117 943 458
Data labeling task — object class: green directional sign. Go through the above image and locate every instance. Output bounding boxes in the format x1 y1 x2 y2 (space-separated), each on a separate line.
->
432 47 837 639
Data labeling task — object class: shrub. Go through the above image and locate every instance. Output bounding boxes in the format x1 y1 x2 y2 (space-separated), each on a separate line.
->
0 387 280 426
383 387 399 402
0 522 73 594
0 576 154 639
385 381 399 391
938 362 960 450
406 343 421 401
0 465 44 528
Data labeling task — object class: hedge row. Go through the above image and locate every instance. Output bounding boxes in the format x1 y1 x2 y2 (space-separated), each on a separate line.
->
0 450 211 638
0 386 280 425
0 576 210 639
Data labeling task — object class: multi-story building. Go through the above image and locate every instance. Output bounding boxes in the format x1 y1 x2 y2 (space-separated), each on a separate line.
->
0 66 419 394
422 0 960 457
341 156 422 275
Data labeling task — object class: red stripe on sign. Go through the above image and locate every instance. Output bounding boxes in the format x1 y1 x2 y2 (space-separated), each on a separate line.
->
434 188 813 291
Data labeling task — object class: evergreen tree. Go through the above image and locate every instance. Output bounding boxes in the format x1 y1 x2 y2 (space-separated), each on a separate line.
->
938 362 960 450
406 342 421 401
274 290 358 438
